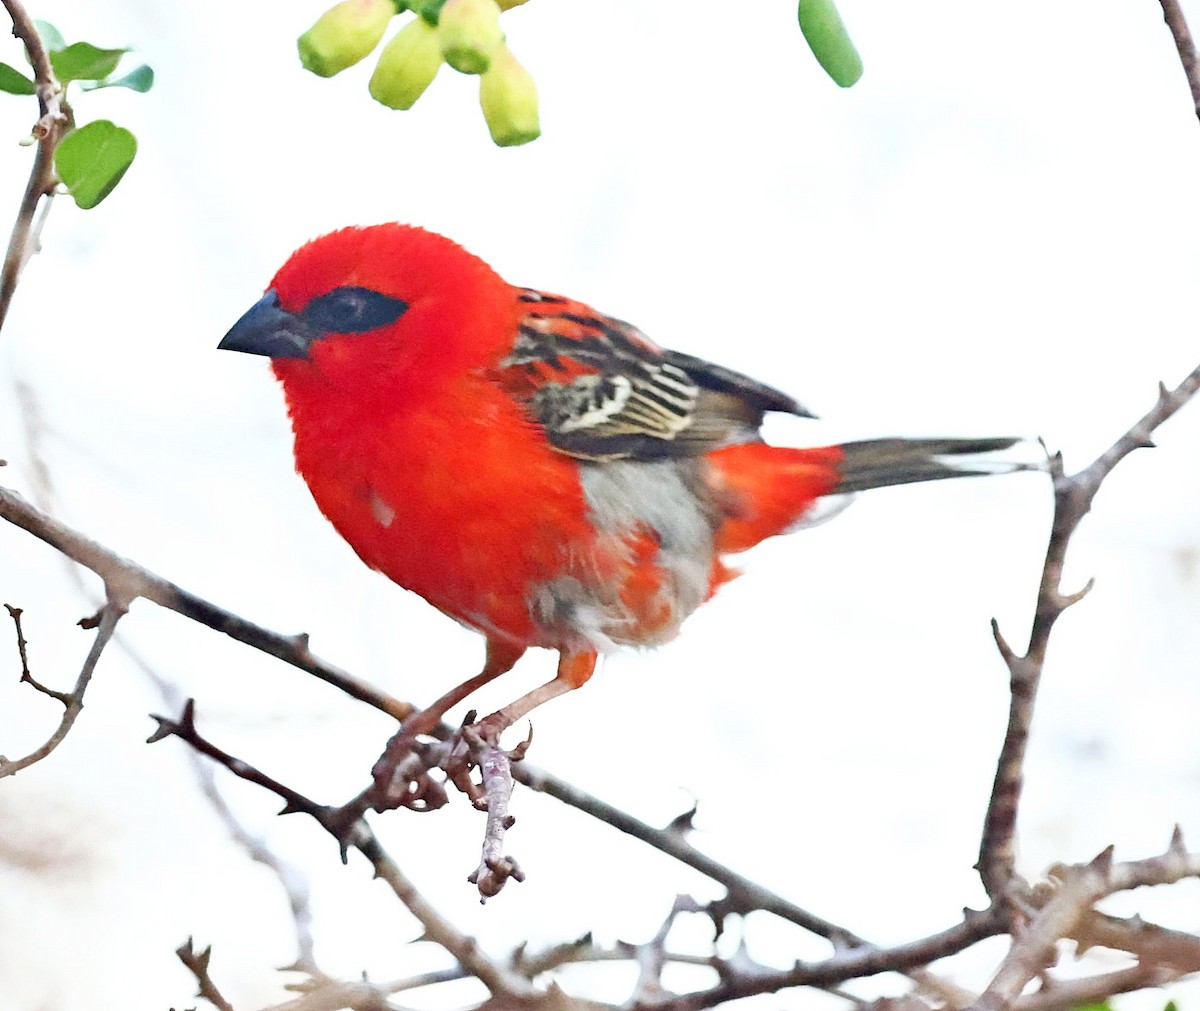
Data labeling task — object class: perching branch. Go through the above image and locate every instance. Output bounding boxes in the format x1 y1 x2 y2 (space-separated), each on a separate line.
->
0 483 412 721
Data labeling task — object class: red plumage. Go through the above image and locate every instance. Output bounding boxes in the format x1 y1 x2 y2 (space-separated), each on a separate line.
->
220 223 1015 734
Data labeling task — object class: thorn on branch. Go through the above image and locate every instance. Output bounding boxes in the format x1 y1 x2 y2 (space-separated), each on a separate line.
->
1054 577 1096 610
666 800 699 837
77 607 107 630
1090 845 1116 874
176 937 235 1011
990 618 1018 665
147 698 369 862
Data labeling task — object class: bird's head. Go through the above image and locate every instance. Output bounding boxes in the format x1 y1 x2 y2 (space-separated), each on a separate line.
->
219 223 521 393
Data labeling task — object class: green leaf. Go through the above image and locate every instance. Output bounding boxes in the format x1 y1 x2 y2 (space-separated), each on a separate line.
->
33 20 66 53
82 63 154 93
54 120 137 209
0 62 35 95
797 0 863 88
51 42 128 84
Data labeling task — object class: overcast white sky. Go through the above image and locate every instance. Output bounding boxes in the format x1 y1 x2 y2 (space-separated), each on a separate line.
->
2 2 1200 1009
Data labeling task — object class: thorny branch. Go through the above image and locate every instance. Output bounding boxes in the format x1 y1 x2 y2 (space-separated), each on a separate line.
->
144 697 1009 1004
970 831 1200 1011
148 699 534 1001
0 0 68 333
0 483 412 721
12 381 319 971
0 595 124 777
978 364 1200 898
148 661 318 971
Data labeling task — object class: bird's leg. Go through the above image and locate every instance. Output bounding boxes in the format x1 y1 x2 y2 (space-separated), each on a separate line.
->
371 638 525 805
400 637 526 739
474 649 598 743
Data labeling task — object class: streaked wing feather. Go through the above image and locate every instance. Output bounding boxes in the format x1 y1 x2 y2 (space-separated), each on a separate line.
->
498 290 811 461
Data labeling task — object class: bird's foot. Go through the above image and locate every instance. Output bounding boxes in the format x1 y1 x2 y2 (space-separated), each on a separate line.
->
369 726 453 813
442 712 533 801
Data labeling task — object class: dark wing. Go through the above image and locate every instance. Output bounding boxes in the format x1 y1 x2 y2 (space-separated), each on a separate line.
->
495 289 813 461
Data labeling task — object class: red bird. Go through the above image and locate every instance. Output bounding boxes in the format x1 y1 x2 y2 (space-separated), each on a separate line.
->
220 224 1014 738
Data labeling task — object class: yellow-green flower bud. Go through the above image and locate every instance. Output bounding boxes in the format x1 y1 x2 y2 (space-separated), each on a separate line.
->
797 0 863 87
369 17 443 109
298 0 397 78
496 0 529 8
478 44 539 147
438 0 503 75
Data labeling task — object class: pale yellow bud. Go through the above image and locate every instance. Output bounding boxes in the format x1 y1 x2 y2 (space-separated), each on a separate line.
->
478 44 539 147
438 0 503 75
298 0 397 77
370 17 443 109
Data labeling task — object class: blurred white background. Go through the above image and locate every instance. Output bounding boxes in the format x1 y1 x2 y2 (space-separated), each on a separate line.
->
1 1 1199 1008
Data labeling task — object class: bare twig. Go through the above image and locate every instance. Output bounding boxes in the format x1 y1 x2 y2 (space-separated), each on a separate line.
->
1160 0 1200 120
0 0 69 333
970 833 1200 1011
6 602 70 703
177 938 236 1011
653 907 1002 1011
11 382 321 970
1012 963 1183 1011
629 897 696 1005
149 700 533 1002
4 602 30 677
514 760 871 946
147 662 318 970
979 365 1200 897
0 483 412 720
371 843 533 1000
1072 907 1200 972
0 596 124 776
466 727 526 901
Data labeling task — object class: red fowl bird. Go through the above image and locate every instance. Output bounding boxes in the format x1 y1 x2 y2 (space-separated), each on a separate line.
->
220 224 1014 738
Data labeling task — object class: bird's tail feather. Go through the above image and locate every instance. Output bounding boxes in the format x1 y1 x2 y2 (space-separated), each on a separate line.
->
707 437 1026 555
833 437 1024 494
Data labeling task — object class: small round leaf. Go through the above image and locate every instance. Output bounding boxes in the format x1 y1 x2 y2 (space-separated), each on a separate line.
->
51 42 128 84
54 120 137 209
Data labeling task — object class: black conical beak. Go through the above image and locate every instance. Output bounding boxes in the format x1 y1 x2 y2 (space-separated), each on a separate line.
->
219 289 318 360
